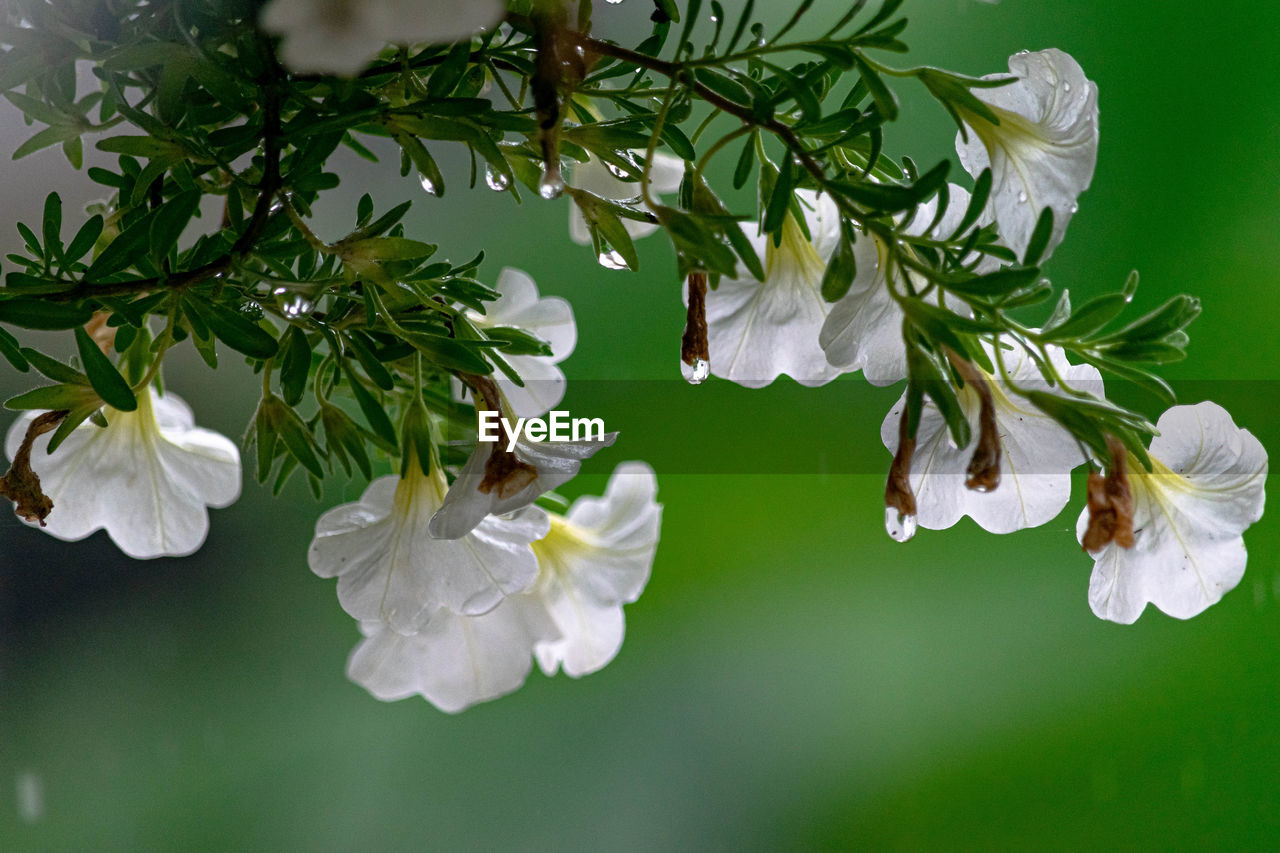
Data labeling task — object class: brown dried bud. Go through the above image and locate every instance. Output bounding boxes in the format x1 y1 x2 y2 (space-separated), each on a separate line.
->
462 373 539 500
681 271 709 369
946 349 1002 493
0 410 68 526
1082 436 1136 552
885 403 918 519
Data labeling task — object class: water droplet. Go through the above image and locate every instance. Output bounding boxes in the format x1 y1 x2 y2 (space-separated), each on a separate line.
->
597 249 629 270
1017 191 1028 204
970 482 994 493
485 166 510 191
1063 82 1072 92
605 156 639 180
418 173 441 197
268 200 284 215
1015 49 1030 55
271 285 288 296
283 295 313 318
884 507 917 542
710 14 719 22
605 0 623 4
1070 202 1079 214
682 358 710 385
539 171 565 200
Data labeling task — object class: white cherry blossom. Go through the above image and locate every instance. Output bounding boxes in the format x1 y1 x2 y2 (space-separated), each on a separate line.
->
1080 402 1267 624
259 0 503 76
568 151 684 246
466 267 577 418
531 461 661 677
881 340 1102 533
955 48 1099 260
308 463 547 632
428 429 618 540
4 388 241 559
702 189 844 388
347 596 559 713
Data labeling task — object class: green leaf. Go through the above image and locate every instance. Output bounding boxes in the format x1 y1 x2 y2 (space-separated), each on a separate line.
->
5 383 98 411
148 191 201 261
20 347 88 384
342 363 398 449
0 327 29 372
343 332 395 390
404 332 492 374
851 51 898 121
732 131 757 190
184 297 279 359
1043 293 1130 340
84 209 156 280
74 327 136 411
763 158 796 235
42 192 63 264
64 214 104 263
821 225 858 302
0 299 93 330
278 326 310 406
267 396 325 480
1022 207 1054 267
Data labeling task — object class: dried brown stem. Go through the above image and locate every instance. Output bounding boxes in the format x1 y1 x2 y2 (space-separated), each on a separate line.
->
680 271 709 367
1082 435 1135 552
0 410 68 525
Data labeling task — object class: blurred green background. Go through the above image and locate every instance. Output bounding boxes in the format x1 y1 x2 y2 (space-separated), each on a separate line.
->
3 0 1279 849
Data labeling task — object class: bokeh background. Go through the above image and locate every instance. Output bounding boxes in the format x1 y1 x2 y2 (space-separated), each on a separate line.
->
3 0 1279 849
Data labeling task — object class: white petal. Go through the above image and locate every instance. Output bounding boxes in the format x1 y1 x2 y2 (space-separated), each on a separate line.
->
428 431 619 540
534 590 625 678
5 389 241 559
956 49 1099 259
477 267 577 361
309 470 546 629
703 191 844 388
880 341 1097 533
818 230 906 385
347 596 559 713
531 461 661 677
1080 402 1267 623
495 355 567 419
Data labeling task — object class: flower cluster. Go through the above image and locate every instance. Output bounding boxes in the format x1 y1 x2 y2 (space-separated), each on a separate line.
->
0 2 1267 716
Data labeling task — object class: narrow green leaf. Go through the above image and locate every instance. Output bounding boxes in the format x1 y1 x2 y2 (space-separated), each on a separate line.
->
74 327 136 411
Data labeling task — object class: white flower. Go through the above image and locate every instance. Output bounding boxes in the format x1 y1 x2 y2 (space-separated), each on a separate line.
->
531 461 661 677
465 267 576 418
347 597 559 713
259 0 504 76
344 461 661 712
820 184 989 386
3 388 241 559
428 429 618 540
308 463 547 632
567 151 684 246
1080 402 1267 624
880 340 1102 533
955 48 1099 260
702 189 845 388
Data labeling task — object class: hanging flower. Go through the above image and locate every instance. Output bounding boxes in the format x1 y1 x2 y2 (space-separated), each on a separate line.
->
701 189 845 388
821 184 989 386
3 388 241 559
1080 402 1267 623
428 426 618 540
344 461 661 712
465 267 577 418
880 340 1103 534
259 0 504 76
568 151 684 246
347 597 560 713
308 462 547 632
954 48 1099 260
531 461 661 677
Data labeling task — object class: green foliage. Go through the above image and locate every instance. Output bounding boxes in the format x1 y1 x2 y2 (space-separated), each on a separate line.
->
0 0 1197 496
